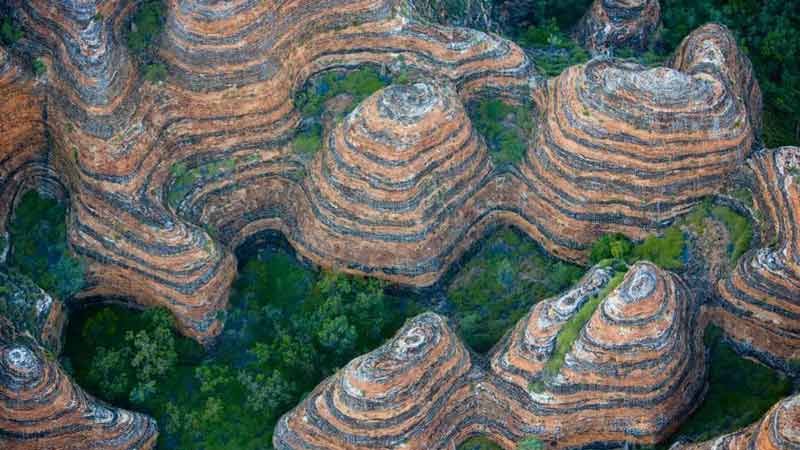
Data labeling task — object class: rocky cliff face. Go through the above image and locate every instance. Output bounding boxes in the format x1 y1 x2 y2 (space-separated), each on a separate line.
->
715 146 800 372
0 315 158 450
275 262 708 449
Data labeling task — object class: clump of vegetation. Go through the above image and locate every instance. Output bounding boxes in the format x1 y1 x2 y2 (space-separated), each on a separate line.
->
517 437 545 450
711 205 753 263
513 19 590 77
469 98 535 166
589 226 685 270
631 226 685 270
458 436 505 450
126 0 165 57
8 190 86 299
292 123 323 155
167 158 237 209
660 325 793 446
63 244 416 449
32 58 46 76
448 227 584 353
143 63 167 83
537 268 627 381
0 15 23 46
292 67 389 156
295 67 388 118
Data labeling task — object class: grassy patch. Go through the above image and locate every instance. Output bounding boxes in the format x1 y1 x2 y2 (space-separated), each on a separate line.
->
631 226 685 270
448 227 584 353
8 190 86 299
469 99 535 166
660 325 793 446
711 206 753 263
292 123 323 155
458 436 505 450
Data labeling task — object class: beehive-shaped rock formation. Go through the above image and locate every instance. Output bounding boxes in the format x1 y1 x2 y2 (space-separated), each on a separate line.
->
0 320 158 450
296 82 493 284
492 262 706 448
715 146 800 369
521 24 758 260
273 312 474 449
673 393 800 450
575 0 661 53
276 263 708 449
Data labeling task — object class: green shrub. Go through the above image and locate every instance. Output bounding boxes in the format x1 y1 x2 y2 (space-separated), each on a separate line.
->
0 16 23 45
589 233 633 264
126 0 165 56
458 436 505 450
32 58 46 76
469 99 534 166
8 190 86 299
517 437 545 450
143 63 167 83
293 124 323 155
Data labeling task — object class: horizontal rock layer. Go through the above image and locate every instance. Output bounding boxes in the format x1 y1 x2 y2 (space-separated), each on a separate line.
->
275 262 707 449
714 146 800 370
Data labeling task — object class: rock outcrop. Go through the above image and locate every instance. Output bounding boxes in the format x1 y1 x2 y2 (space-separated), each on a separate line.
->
521 24 758 259
715 146 800 370
575 0 661 54
0 317 158 450
296 82 495 285
275 262 707 449
0 270 65 353
673 393 800 450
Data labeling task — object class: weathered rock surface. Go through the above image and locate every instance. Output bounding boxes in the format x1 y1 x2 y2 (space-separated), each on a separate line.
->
522 24 758 259
276 262 707 449
0 270 65 354
0 317 158 450
0 47 49 257
715 146 800 371
673 393 800 450
575 0 661 53
0 4 761 334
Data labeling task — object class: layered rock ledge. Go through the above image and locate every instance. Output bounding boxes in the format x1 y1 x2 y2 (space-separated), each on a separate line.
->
715 146 800 370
